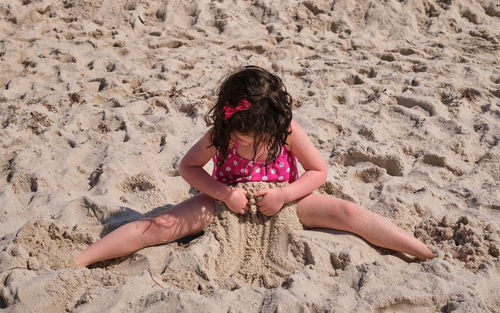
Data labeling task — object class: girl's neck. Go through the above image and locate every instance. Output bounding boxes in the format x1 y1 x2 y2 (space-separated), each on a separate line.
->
234 140 269 162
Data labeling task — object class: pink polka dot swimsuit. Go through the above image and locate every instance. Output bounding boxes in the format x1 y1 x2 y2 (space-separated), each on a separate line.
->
212 141 299 184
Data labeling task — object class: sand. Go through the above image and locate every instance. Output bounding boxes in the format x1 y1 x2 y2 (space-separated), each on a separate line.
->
1 0 499 312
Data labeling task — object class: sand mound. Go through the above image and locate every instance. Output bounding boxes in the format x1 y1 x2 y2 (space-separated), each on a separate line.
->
0 267 126 312
210 182 305 288
415 216 499 271
161 182 307 291
0 221 124 312
0 220 96 271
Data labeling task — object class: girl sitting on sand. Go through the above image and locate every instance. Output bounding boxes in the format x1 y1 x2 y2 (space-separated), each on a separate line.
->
76 66 434 267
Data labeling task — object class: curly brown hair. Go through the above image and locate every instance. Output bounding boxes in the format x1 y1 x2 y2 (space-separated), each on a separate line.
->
205 66 293 168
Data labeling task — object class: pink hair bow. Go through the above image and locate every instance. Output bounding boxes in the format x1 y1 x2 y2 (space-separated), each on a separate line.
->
223 99 251 120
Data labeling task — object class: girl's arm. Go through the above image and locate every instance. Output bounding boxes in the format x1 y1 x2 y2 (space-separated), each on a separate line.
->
179 129 229 200
179 129 249 213
281 119 328 202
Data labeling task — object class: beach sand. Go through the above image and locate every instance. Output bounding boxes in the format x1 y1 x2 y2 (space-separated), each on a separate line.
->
0 0 499 312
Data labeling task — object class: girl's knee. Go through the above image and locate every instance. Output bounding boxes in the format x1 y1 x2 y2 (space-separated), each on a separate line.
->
152 213 177 229
339 201 362 221
137 215 177 244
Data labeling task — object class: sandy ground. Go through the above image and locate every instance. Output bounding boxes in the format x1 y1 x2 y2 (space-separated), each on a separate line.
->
0 0 499 312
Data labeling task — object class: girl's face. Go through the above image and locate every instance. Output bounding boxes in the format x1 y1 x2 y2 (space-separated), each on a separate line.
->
233 132 255 147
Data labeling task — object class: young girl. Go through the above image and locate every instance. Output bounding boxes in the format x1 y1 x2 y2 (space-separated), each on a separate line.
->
76 66 434 267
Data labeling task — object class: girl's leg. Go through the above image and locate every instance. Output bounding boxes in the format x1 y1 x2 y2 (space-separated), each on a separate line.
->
296 193 434 260
76 193 215 267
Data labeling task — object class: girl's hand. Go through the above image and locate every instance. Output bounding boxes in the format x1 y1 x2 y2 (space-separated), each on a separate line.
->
254 188 286 216
223 187 249 214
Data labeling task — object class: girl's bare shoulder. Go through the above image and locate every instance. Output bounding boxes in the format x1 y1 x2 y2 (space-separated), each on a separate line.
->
285 119 303 150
